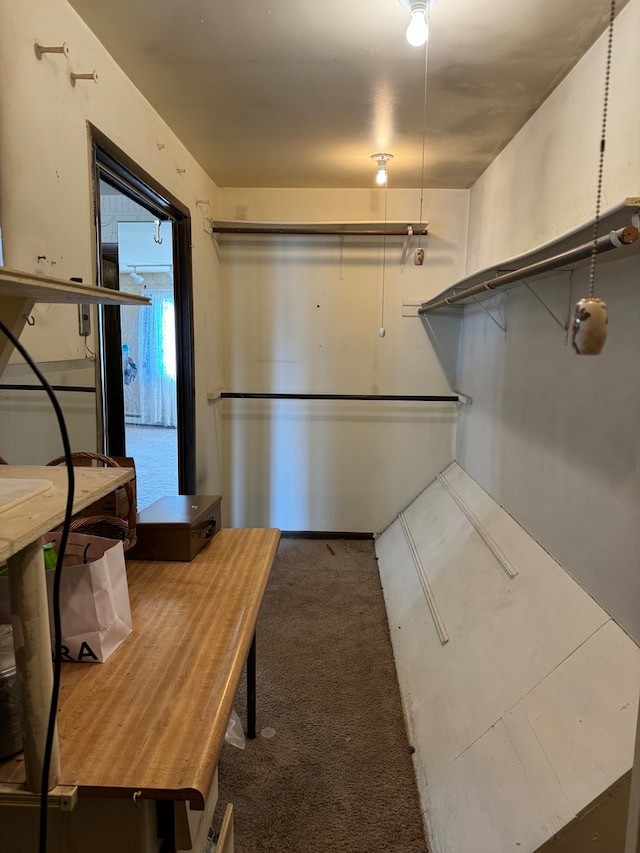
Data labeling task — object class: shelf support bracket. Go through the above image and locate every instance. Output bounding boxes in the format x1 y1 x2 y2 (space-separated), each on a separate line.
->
0 296 35 375
470 293 507 334
522 272 573 343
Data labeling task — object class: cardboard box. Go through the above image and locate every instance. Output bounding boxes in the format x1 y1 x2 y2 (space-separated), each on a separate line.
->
128 495 222 562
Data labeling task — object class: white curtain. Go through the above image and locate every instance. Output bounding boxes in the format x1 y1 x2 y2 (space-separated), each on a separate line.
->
122 285 177 428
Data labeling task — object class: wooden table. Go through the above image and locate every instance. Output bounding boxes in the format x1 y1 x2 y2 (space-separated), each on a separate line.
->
0 526 280 852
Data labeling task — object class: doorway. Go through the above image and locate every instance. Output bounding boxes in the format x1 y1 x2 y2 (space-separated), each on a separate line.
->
91 130 196 509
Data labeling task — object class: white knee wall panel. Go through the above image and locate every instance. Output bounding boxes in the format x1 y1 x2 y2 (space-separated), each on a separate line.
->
376 462 640 853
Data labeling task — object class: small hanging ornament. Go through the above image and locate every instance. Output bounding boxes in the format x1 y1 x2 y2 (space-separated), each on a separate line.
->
571 0 615 355
572 297 608 355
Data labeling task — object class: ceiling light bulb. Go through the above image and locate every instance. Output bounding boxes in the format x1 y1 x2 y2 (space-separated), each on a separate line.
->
371 153 393 186
406 6 428 47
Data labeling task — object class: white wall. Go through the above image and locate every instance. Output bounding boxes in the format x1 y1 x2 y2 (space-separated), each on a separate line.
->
0 0 468 529
0 0 224 498
218 188 468 531
465 0 640 274
457 0 640 641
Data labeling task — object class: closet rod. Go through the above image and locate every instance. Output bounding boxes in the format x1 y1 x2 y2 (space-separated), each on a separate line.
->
418 224 638 315
211 226 427 236
0 384 94 393
222 393 458 402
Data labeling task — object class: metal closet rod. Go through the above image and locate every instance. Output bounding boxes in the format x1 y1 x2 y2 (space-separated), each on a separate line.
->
418 224 639 314
0 383 94 393
211 225 427 236
222 392 458 402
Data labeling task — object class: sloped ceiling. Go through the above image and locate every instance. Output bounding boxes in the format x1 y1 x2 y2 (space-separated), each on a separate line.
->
67 0 627 189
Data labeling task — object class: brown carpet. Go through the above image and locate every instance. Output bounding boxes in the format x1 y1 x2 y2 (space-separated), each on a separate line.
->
212 537 429 852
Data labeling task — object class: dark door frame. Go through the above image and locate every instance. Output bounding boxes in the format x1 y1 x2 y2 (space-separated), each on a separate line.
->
90 124 196 495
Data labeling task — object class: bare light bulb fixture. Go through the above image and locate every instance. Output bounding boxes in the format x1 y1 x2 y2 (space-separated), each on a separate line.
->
401 0 429 47
371 153 393 185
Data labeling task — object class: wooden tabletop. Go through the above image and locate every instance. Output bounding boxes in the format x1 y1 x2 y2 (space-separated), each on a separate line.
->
0 527 280 808
0 465 135 561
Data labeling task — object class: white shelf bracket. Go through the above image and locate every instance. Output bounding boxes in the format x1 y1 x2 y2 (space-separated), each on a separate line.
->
470 292 507 336
522 271 573 343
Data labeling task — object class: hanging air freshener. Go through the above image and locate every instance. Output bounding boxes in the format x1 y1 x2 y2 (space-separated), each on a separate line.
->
571 297 608 354
572 0 615 355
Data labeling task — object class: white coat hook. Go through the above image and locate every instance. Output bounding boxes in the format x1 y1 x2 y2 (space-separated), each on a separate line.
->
153 219 163 245
35 41 70 60
70 70 98 86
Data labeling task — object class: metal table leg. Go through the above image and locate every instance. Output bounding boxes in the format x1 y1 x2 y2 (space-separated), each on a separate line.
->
247 632 256 739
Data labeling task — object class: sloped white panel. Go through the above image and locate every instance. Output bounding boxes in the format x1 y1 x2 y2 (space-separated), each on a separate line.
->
517 620 640 814
427 720 563 853
376 462 640 853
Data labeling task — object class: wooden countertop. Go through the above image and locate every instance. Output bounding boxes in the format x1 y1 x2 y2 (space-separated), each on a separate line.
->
0 527 280 808
0 465 135 561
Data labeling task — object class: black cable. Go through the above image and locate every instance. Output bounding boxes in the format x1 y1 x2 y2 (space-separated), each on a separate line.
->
0 319 75 853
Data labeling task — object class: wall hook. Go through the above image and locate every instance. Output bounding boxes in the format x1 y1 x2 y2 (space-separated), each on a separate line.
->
177 168 186 174
70 70 98 86
195 199 210 206
35 41 70 60
23 315 35 326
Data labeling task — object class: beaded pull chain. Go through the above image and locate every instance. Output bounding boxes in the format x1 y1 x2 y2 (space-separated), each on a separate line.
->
588 0 616 299
572 1 616 355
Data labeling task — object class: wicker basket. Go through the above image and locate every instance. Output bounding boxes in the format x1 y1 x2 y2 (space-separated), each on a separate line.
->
46 452 137 552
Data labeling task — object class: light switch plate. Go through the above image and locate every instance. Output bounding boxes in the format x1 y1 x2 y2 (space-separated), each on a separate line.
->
78 304 91 336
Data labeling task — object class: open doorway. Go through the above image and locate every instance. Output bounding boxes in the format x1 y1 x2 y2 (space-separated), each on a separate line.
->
91 130 195 509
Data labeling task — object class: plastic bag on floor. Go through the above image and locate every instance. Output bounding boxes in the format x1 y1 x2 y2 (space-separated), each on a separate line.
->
225 706 246 750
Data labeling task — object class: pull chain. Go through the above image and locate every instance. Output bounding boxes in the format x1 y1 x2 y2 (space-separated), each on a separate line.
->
379 182 389 338
417 13 430 251
572 0 616 355
588 0 616 299
413 2 432 267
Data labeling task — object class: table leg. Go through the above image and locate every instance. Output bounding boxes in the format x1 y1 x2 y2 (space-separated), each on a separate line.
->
247 632 256 739
6 538 60 791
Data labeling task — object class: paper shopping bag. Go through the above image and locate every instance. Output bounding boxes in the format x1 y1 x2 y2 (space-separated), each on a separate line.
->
43 532 133 662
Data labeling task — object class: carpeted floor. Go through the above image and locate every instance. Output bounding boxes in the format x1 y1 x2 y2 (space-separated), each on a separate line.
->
212 537 429 852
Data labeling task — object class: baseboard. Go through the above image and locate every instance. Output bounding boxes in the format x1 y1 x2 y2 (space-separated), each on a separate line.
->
280 531 374 540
